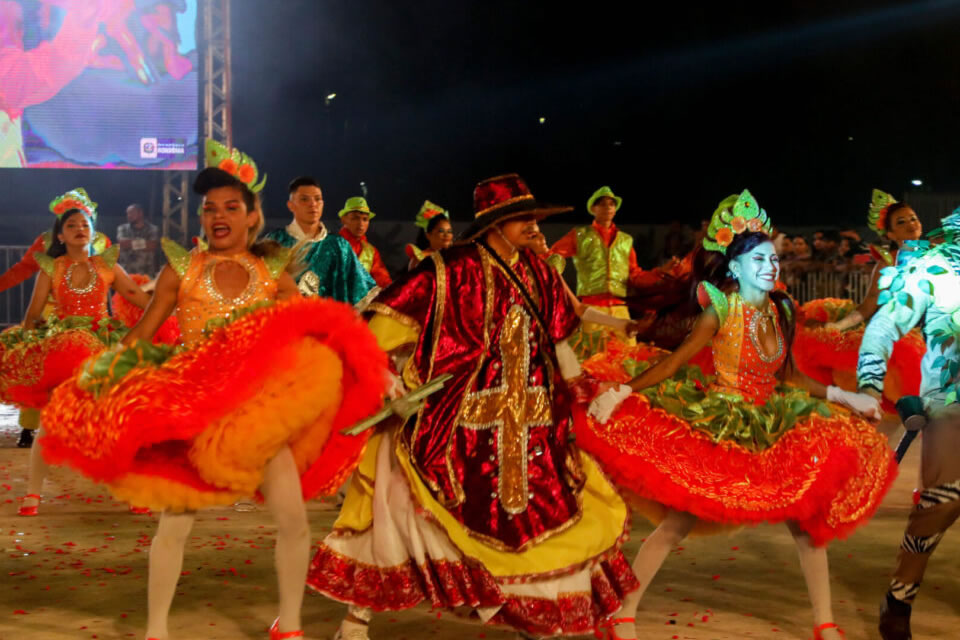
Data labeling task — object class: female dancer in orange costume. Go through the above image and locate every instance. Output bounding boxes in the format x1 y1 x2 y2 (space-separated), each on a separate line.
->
578 190 897 640
5 188 150 517
40 141 388 640
793 189 925 413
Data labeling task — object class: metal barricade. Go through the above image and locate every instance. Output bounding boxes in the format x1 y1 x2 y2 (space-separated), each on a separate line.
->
0 245 35 327
787 268 873 305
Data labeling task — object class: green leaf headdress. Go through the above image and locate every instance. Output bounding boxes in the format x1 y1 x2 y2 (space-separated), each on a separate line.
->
415 200 449 230
867 188 898 236
204 139 267 193
702 189 772 254
49 188 97 220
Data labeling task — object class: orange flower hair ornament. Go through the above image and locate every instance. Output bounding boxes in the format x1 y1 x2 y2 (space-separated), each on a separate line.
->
204 139 266 193
49 188 97 220
703 189 772 254
867 189 898 235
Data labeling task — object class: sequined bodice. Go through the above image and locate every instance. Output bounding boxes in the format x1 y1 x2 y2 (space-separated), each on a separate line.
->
51 256 114 320
176 251 277 347
711 293 786 403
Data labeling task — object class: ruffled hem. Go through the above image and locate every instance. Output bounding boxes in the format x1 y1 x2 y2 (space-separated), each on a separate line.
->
40 297 387 510
794 298 924 412
5 328 109 409
307 545 636 636
572 396 897 546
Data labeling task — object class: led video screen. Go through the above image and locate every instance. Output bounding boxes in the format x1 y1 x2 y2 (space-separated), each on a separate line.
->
0 0 198 170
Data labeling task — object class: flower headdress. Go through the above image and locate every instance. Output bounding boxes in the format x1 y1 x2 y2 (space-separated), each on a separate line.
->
415 200 449 230
204 139 266 193
867 189 898 235
702 189 772 254
49 188 97 220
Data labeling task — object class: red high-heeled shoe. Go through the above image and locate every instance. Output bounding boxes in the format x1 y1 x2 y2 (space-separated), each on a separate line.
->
17 494 40 517
812 622 845 639
593 617 609 640
602 617 635 640
269 618 304 639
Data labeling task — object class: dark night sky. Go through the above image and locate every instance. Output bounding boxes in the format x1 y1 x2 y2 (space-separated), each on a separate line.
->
3 0 960 241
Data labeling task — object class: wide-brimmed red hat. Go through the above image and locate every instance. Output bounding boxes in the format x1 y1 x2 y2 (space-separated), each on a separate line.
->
457 173 572 242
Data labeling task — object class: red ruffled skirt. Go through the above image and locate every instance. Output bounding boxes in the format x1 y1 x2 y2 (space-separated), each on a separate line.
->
40 297 387 511
2 319 119 411
794 298 924 413
574 344 897 546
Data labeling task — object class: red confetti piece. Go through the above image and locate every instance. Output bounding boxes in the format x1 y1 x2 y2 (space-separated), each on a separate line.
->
13 610 27 615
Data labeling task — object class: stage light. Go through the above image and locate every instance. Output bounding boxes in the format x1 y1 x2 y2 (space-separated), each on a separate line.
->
538 117 546 124
911 179 923 186
327 93 337 100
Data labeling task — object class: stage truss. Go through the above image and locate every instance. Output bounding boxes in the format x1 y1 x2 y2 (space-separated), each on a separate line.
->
162 0 232 244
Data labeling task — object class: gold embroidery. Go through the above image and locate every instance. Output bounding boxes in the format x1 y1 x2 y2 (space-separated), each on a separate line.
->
459 305 552 514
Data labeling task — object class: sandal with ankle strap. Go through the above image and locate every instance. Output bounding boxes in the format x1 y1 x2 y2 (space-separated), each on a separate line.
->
18 494 40 517
603 617 636 640
269 618 304 639
812 622 845 639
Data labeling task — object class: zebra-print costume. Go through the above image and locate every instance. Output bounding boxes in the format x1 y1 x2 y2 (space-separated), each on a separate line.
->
917 479 960 510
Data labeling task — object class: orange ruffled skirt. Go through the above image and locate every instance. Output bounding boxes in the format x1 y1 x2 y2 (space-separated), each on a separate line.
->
575 344 897 547
40 297 387 512
794 298 924 413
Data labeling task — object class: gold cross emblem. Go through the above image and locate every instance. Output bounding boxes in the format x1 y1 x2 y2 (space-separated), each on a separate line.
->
459 305 552 514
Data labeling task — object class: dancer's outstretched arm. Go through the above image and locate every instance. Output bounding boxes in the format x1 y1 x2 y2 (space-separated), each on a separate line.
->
627 308 719 392
111 264 152 309
122 265 178 345
22 271 52 330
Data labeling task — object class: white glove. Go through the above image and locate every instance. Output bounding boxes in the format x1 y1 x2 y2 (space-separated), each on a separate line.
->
384 370 405 400
581 307 630 331
827 385 882 420
588 384 633 424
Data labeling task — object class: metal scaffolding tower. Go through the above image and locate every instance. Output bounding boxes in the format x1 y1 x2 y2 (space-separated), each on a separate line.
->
161 0 232 244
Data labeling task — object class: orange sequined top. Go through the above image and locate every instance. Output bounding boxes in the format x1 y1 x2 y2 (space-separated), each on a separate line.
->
43 254 116 321
710 292 786 404
173 249 278 347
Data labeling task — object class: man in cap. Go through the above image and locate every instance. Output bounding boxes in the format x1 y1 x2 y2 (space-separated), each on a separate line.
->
338 196 391 288
549 186 669 356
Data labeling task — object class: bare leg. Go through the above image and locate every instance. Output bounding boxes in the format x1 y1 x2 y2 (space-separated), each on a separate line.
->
610 510 698 639
787 521 841 640
23 425 48 509
260 446 310 634
144 511 196 640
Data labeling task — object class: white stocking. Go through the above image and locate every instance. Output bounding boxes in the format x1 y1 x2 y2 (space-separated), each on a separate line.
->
145 510 195 639
612 510 698 638
260 446 310 634
787 521 839 637
25 425 48 500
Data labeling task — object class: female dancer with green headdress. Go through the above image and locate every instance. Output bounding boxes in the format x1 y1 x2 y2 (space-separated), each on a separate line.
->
577 190 897 640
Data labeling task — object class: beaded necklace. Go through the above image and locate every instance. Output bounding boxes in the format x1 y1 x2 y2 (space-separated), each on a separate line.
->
746 300 783 363
64 259 97 296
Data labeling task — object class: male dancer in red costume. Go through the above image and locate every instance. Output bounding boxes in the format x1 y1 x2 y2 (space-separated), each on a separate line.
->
307 174 638 640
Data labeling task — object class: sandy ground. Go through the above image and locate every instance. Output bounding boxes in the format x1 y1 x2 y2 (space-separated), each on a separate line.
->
0 405 957 640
